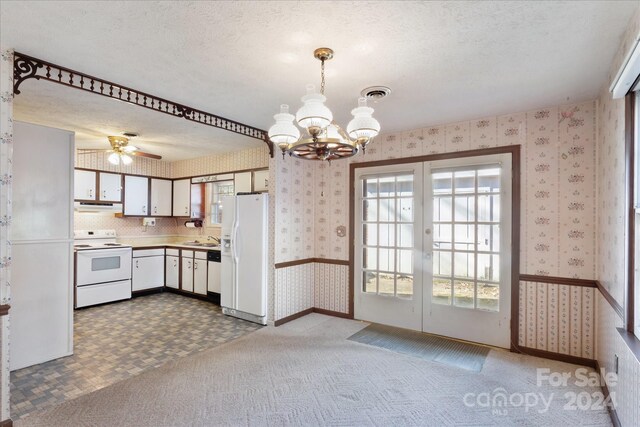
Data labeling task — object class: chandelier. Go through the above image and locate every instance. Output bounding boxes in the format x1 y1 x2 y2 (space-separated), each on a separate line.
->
268 47 381 161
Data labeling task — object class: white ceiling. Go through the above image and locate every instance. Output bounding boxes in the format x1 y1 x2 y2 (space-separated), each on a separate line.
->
1 1 638 161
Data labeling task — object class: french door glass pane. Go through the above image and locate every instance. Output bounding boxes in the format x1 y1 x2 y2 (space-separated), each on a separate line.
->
397 224 413 248
363 224 378 246
431 164 502 311
478 168 501 192
454 196 475 221
433 278 452 305
378 273 395 296
397 275 413 298
434 197 452 221
379 223 396 247
379 199 396 222
363 248 377 270
363 199 378 222
454 171 475 193
454 280 474 308
360 173 414 298
397 198 413 222
477 283 499 311
364 271 377 293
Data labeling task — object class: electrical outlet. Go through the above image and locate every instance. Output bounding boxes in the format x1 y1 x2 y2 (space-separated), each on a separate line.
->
143 217 156 227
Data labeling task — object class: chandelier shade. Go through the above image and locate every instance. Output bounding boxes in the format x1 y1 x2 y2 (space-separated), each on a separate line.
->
269 47 381 161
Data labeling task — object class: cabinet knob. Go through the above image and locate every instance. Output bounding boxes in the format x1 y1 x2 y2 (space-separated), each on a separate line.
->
103 190 106 198
89 189 93 198
142 205 146 212
194 261 198 270
136 260 139 268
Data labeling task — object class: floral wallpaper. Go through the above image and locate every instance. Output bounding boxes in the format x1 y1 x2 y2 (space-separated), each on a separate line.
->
595 6 640 427
172 145 268 178
75 151 172 178
0 48 13 422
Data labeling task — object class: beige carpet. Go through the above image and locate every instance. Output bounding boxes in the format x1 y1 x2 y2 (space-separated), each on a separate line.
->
16 314 612 426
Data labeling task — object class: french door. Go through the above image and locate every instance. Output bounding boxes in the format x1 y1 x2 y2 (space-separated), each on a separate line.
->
354 154 512 348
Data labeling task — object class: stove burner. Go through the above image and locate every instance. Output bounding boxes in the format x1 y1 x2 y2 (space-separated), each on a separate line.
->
74 244 91 248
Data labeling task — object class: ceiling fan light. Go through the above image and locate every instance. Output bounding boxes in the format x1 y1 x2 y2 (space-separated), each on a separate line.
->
347 97 381 141
107 152 121 165
296 84 333 132
121 154 133 165
122 145 137 153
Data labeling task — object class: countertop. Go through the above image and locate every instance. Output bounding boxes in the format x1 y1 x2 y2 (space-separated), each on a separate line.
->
116 237 221 251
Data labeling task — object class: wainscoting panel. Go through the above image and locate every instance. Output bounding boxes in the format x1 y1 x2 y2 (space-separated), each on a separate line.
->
596 293 640 427
314 263 349 314
518 280 594 359
274 263 314 322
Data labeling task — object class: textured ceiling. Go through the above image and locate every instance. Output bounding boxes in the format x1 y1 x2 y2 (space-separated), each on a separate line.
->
1 1 638 160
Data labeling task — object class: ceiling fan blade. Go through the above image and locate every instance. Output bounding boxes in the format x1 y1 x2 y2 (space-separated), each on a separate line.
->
76 149 110 154
132 151 162 160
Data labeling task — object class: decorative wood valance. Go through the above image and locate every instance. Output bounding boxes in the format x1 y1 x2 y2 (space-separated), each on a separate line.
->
12 51 273 157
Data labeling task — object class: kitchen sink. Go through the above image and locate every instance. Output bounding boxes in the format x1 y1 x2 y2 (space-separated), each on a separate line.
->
182 241 220 248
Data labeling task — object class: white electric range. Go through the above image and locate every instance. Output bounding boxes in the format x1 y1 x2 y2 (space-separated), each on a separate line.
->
74 230 132 308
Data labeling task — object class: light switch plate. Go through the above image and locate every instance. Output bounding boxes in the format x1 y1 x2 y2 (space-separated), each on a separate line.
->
143 217 156 226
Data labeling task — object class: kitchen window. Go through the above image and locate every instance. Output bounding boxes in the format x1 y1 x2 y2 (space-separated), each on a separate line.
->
205 180 234 226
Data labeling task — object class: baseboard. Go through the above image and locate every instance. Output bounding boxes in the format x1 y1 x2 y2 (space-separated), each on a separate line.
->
131 288 164 297
312 307 353 319
164 287 211 302
515 345 597 368
273 307 353 326
274 308 313 326
0 418 13 427
595 360 621 427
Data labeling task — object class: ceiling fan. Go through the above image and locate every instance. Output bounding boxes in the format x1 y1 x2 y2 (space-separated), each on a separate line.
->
77 134 162 165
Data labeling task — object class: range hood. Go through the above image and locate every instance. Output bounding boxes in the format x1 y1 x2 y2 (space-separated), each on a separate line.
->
74 201 123 214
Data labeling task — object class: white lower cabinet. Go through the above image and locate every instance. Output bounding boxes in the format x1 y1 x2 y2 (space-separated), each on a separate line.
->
181 253 194 292
165 255 179 289
132 249 165 291
193 253 207 295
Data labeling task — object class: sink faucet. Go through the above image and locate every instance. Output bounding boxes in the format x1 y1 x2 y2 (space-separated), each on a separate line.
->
207 236 220 244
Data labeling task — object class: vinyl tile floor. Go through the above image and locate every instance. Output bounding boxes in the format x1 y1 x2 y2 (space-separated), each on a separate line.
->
10 292 262 420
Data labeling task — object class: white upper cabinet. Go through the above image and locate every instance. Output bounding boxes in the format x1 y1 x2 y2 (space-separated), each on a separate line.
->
99 172 122 202
172 179 191 217
234 172 252 194
74 169 96 200
252 170 268 192
124 175 149 216
150 178 172 216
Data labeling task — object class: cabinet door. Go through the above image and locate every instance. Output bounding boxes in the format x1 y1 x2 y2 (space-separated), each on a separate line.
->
124 175 149 216
207 261 221 293
99 172 122 202
151 178 172 216
193 259 207 295
172 179 191 217
132 256 164 291
165 256 179 289
252 170 269 192
234 172 252 194
181 256 194 292
74 169 96 200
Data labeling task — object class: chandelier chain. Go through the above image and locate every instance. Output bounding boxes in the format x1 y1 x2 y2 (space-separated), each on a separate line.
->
320 59 325 95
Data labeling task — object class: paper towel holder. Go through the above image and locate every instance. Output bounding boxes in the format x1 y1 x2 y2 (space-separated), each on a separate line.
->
184 219 203 228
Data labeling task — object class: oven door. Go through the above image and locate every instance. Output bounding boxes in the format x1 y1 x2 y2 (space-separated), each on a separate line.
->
76 248 132 286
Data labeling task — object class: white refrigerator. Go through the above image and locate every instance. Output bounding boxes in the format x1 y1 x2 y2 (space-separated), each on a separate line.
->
11 121 74 370
221 193 268 325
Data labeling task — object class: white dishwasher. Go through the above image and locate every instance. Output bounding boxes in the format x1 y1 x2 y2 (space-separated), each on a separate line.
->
207 250 221 305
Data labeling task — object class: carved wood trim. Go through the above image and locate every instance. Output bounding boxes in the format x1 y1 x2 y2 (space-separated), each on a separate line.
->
12 51 273 157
